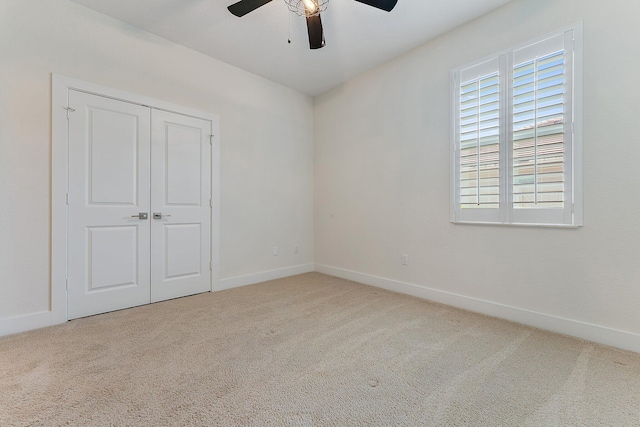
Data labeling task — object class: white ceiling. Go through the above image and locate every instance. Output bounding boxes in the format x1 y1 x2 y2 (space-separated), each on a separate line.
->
69 0 512 96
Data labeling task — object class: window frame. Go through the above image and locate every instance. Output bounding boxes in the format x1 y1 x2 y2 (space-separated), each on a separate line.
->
450 23 583 228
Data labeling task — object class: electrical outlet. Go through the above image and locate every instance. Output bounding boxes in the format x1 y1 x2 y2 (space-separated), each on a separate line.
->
401 254 409 266
273 246 278 256
294 245 299 254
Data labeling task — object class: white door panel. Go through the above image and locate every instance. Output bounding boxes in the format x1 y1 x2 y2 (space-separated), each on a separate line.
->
151 110 211 302
164 224 202 279
165 124 203 205
67 91 151 319
86 226 138 290
87 108 140 205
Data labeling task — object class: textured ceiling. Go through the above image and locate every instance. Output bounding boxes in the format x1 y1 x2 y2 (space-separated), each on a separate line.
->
68 0 512 96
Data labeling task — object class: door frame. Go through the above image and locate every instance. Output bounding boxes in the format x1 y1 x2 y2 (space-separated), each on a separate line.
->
52 74 221 322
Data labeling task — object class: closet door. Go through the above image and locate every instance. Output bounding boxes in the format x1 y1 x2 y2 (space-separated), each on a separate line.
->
150 110 211 302
67 91 152 319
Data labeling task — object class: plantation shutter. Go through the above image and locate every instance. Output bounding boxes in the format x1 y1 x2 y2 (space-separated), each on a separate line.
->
510 31 574 225
512 51 564 209
454 57 502 223
460 72 500 208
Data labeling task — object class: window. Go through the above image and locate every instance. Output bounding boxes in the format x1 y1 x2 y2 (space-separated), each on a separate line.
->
451 24 582 227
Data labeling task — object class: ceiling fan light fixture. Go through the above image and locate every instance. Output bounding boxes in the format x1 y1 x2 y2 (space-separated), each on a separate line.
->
228 0 398 50
284 0 328 17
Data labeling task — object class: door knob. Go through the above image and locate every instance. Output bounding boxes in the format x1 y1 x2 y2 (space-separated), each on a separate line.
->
130 212 148 220
153 213 172 220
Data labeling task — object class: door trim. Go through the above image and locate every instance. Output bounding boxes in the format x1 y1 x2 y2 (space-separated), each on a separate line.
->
52 74 221 322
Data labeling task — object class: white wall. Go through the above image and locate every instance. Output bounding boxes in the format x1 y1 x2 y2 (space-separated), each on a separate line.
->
0 0 314 323
314 0 640 351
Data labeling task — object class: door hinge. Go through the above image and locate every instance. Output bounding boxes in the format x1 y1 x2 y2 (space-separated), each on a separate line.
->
65 106 75 119
65 193 69 205
65 278 69 290
208 134 214 145
209 198 212 208
209 262 213 271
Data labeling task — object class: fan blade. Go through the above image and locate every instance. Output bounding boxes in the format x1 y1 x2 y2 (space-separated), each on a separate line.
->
228 0 273 17
353 0 398 12
306 14 325 49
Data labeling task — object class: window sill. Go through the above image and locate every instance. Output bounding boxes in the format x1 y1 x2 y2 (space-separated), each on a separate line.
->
451 220 582 229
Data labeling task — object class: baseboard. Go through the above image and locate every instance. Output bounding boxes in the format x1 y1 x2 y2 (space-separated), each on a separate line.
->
314 264 640 354
0 311 65 338
216 263 315 291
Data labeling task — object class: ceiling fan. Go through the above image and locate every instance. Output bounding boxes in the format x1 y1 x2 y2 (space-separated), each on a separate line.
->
227 0 398 50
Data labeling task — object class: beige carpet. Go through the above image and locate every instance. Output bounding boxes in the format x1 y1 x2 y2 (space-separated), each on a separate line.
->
1 273 640 426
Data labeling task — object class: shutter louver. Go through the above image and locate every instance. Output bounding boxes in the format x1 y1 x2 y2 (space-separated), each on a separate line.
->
512 51 565 209
459 72 500 209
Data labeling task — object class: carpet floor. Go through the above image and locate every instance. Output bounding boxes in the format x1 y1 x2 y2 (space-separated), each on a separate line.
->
1 272 639 426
